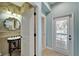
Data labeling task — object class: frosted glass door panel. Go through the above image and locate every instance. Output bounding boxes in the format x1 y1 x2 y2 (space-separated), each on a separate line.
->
55 17 68 49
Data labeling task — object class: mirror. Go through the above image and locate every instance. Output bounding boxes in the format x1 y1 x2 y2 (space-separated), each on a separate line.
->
3 17 21 30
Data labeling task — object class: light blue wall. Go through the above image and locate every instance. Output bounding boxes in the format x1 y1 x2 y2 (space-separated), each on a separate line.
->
46 2 79 55
36 3 42 56
46 13 52 48
42 3 52 47
76 3 79 56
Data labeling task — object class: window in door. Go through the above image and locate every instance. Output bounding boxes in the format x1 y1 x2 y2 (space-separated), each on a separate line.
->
55 17 68 49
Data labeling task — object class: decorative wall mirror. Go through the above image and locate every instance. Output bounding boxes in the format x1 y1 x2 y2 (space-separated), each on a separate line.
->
3 17 21 30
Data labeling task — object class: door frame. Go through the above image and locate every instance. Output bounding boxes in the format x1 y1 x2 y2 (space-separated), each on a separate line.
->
52 13 74 56
41 13 46 50
27 2 42 56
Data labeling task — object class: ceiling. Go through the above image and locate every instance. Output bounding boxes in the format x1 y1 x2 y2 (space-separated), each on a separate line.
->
11 2 57 8
11 2 25 7
47 2 56 6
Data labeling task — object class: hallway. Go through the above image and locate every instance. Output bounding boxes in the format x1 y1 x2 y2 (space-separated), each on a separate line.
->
42 48 65 56
0 2 79 56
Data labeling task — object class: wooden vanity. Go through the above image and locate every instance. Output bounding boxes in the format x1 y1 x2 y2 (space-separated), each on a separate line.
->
7 36 21 56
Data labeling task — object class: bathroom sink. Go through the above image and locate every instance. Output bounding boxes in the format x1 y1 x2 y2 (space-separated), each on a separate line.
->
7 36 21 40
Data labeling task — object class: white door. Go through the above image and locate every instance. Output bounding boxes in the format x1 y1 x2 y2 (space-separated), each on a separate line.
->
53 15 73 55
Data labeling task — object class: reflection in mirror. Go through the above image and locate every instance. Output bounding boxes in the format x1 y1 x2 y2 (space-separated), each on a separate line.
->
4 17 21 30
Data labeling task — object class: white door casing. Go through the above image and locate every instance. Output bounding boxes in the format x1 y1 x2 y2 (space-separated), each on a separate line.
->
21 8 34 56
21 2 42 56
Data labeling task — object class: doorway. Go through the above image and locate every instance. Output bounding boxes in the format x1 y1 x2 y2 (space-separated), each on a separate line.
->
53 15 74 56
21 2 42 56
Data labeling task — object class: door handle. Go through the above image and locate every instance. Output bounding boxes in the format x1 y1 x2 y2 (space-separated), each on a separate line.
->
69 35 71 40
69 38 71 40
69 35 71 37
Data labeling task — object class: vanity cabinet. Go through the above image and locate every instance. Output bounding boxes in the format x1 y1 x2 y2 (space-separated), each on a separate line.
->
7 36 21 56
